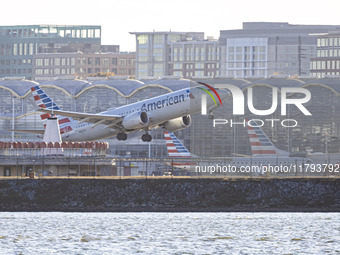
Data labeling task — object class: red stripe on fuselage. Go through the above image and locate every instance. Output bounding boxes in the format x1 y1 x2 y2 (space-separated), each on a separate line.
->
252 150 276 154
171 162 193 166
60 126 73 134
59 118 71 125
169 156 191 158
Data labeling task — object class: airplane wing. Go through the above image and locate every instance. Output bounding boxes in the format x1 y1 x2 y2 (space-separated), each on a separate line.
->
9 129 45 134
38 108 123 128
232 153 253 157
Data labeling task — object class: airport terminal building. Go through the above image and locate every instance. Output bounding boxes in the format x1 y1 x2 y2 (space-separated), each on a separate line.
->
0 76 339 162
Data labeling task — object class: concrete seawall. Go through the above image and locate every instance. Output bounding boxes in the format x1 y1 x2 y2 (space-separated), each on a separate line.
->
1 178 340 212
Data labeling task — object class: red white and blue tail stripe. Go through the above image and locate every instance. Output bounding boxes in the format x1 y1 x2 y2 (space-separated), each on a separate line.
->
247 119 277 156
31 86 74 135
164 131 191 157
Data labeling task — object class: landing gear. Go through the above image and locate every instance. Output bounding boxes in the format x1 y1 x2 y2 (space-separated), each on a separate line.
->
208 110 214 119
117 132 127 141
141 133 152 142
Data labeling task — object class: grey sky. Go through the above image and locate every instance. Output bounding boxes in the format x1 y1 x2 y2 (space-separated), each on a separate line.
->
1 0 340 51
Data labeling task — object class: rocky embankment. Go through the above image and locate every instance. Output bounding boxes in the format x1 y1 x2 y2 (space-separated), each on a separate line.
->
0 178 340 212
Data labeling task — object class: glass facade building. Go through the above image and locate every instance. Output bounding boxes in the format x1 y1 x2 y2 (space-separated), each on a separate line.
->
130 31 219 79
0 25 101 80
220 22 340 78
310 31 340 77
33 52 135 80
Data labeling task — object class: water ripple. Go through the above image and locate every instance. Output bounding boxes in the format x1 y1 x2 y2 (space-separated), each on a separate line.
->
0 212 339 254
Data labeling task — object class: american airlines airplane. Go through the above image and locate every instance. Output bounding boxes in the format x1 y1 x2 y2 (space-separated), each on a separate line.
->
164 120 314 172
31 83 228 142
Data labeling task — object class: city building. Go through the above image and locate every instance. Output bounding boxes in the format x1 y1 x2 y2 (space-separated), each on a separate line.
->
310 30 340 77
32 51 135 80
219 22 340 78
0 25 102 80
130 31 220 79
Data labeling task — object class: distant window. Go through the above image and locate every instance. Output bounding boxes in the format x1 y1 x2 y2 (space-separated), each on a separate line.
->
35 59 43 66
78 58 86 65
102 58 109 66
137 35 148 45
95 29 101 38
54 58 60 65
35 69 43 75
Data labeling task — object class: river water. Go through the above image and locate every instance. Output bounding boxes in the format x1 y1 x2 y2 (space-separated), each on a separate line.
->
0 212 339 254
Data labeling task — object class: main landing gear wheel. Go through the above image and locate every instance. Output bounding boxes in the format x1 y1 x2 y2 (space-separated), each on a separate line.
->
117 132 127 141
141 133 152 142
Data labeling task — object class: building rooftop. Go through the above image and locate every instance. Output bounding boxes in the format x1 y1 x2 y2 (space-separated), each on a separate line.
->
0 77 339 98
39 79 90 96
0 79 39 97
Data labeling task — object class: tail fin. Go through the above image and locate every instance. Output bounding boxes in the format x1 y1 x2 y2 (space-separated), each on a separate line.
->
164 131 191 157
31 86 74 134
247 119 288 156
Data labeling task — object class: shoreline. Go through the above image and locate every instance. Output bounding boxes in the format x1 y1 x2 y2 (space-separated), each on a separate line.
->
1 178 340 212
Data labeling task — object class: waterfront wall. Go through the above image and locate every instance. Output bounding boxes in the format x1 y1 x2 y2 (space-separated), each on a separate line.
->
1 178 340 212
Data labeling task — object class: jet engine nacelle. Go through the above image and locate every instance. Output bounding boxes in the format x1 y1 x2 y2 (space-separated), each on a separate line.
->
164 115 191 132
122 111 149 130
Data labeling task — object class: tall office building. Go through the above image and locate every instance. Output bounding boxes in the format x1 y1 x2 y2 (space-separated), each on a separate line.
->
220 22 340 78
310 30 340 77
130 31 219 79
0 25 101 80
